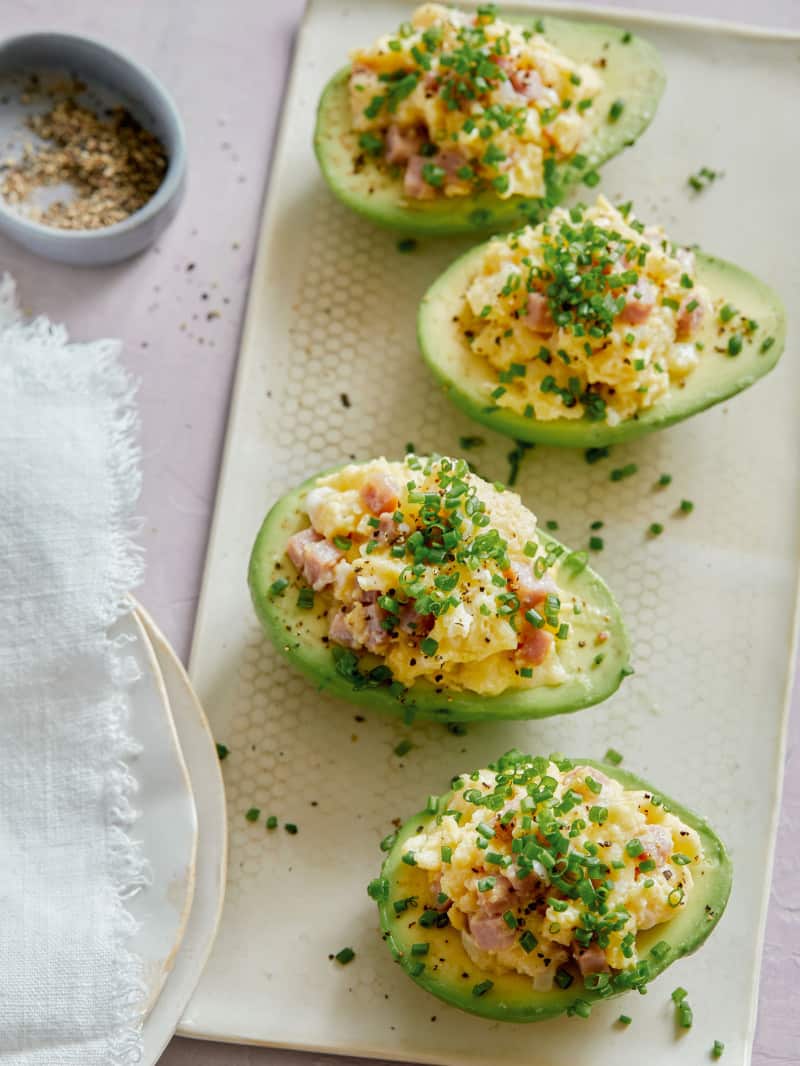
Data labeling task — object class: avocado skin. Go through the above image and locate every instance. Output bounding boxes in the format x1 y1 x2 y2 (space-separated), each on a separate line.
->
376 757 732 1021
248 464 631 722
418 245 787 447
313 15 665 236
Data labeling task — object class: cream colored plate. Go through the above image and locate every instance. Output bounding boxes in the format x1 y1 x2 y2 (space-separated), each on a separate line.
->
116 608 198 1018
184 3 800 1064
133 603 228 1062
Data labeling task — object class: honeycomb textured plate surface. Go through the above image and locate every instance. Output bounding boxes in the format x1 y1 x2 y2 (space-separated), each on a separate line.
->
186 4 800 1063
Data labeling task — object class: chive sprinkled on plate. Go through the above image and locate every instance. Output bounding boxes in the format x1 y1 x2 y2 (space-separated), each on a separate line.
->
335 947 355 965
245 807 260 823
215 743 230 761
266 815 278 829
394 738 413 757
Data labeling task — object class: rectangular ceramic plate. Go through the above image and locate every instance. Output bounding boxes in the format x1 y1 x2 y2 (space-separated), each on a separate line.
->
182 4 800 1063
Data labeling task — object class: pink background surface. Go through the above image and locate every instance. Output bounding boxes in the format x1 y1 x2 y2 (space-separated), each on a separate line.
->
1 1 796 1063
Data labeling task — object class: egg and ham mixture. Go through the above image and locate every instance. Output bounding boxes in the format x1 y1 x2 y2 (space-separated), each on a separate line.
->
402 750 703 991
285 456 599 695
348 3 602 201
460 196 717 426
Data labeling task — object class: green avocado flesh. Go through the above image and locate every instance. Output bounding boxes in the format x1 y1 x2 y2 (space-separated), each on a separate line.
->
248 464 630 722
376 757 731 1022
313 15 665 236
418 247 787 447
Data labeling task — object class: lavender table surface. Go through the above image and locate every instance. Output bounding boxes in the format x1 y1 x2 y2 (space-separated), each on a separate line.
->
2 1 796 1063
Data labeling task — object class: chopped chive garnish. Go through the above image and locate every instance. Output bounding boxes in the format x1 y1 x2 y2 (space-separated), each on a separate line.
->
648 523 663 537
245 807 260 823
269 577 289 597
411 942 429 956
297 587 314 609
441 845 452 863
679 499 694 513
472 980 493 997
585 446 610 464
420 637 439 656
608 99 624 122
401 852 417 866
519 930 537 953
396 238 417 253
216 743 230 760
712 1040 725 1058
394 739 413 757
334 947 355 965
266 815 278 829
727 334 743 356
610 463 638 481
285 823 298 834
657 473 672 487
671 986 688 1003
604 748 623 765
520 666 533 678
719 303 737 323
618 1014 632 1025
379 831 397 852
589 536 604 551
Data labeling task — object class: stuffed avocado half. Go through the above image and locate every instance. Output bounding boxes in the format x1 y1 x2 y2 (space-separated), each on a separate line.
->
314 4 665 236
418 196 786 447
371 749 731 1022
249 456 630 722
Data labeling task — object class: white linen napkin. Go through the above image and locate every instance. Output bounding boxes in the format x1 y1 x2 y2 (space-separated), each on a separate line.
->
0 275 145 1065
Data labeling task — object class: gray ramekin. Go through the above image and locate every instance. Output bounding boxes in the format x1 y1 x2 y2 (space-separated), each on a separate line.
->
0 32 187 266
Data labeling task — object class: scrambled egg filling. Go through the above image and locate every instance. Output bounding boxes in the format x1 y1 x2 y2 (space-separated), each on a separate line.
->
460 196 715 425
286 456 593 695
403 751 702 991
348 3 602 200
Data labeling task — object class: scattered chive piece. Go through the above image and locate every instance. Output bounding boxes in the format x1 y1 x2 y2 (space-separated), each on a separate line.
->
760 336 775 354
657 473 672 487
648 523 663 537
589 536 604 551
520 666 533 678
459 435 485 449
216 743 230 761
621 30 632 42
379 831 397 852
394 739 413 758
335 947 355 965
266 815 278 829
268 577 289 597
297 587 314 609
585 446 610 464
610 463 638 481
333 535 352 551
411 942 429 956
502 910 518 930
727 334 743 356
583 170 600 187
472 979 493 997
719 303 737 323
678 1001 693 1029
401 851 417 866
671 986 688 1003
618 1014 632 1026
608 99 624 122
545 519 559 530
712 1040 725 1058
571 999 592 1019
245 807 260 823
441 845 452 863
285 823 298 835
604 748 623 766
408 961 425 977
396 238 417 253
590 519 604 530
679 499 694 514
420 637 439 656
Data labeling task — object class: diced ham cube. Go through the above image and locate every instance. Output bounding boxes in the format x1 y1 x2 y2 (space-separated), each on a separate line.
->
468 911 517 953
385 123 424 166
377 512 409 544
518 626 554 665
363 600 389 652
286 528 343 591
496 56 545 100
509 560 559 610
286 527 319 570
574 942 609 976
475 873 515 917
618 278 656 325
328 608 361 649
403 154 437 200
676 298 704 341
360 472 400 516
523 292 555 335
397 603 434 636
